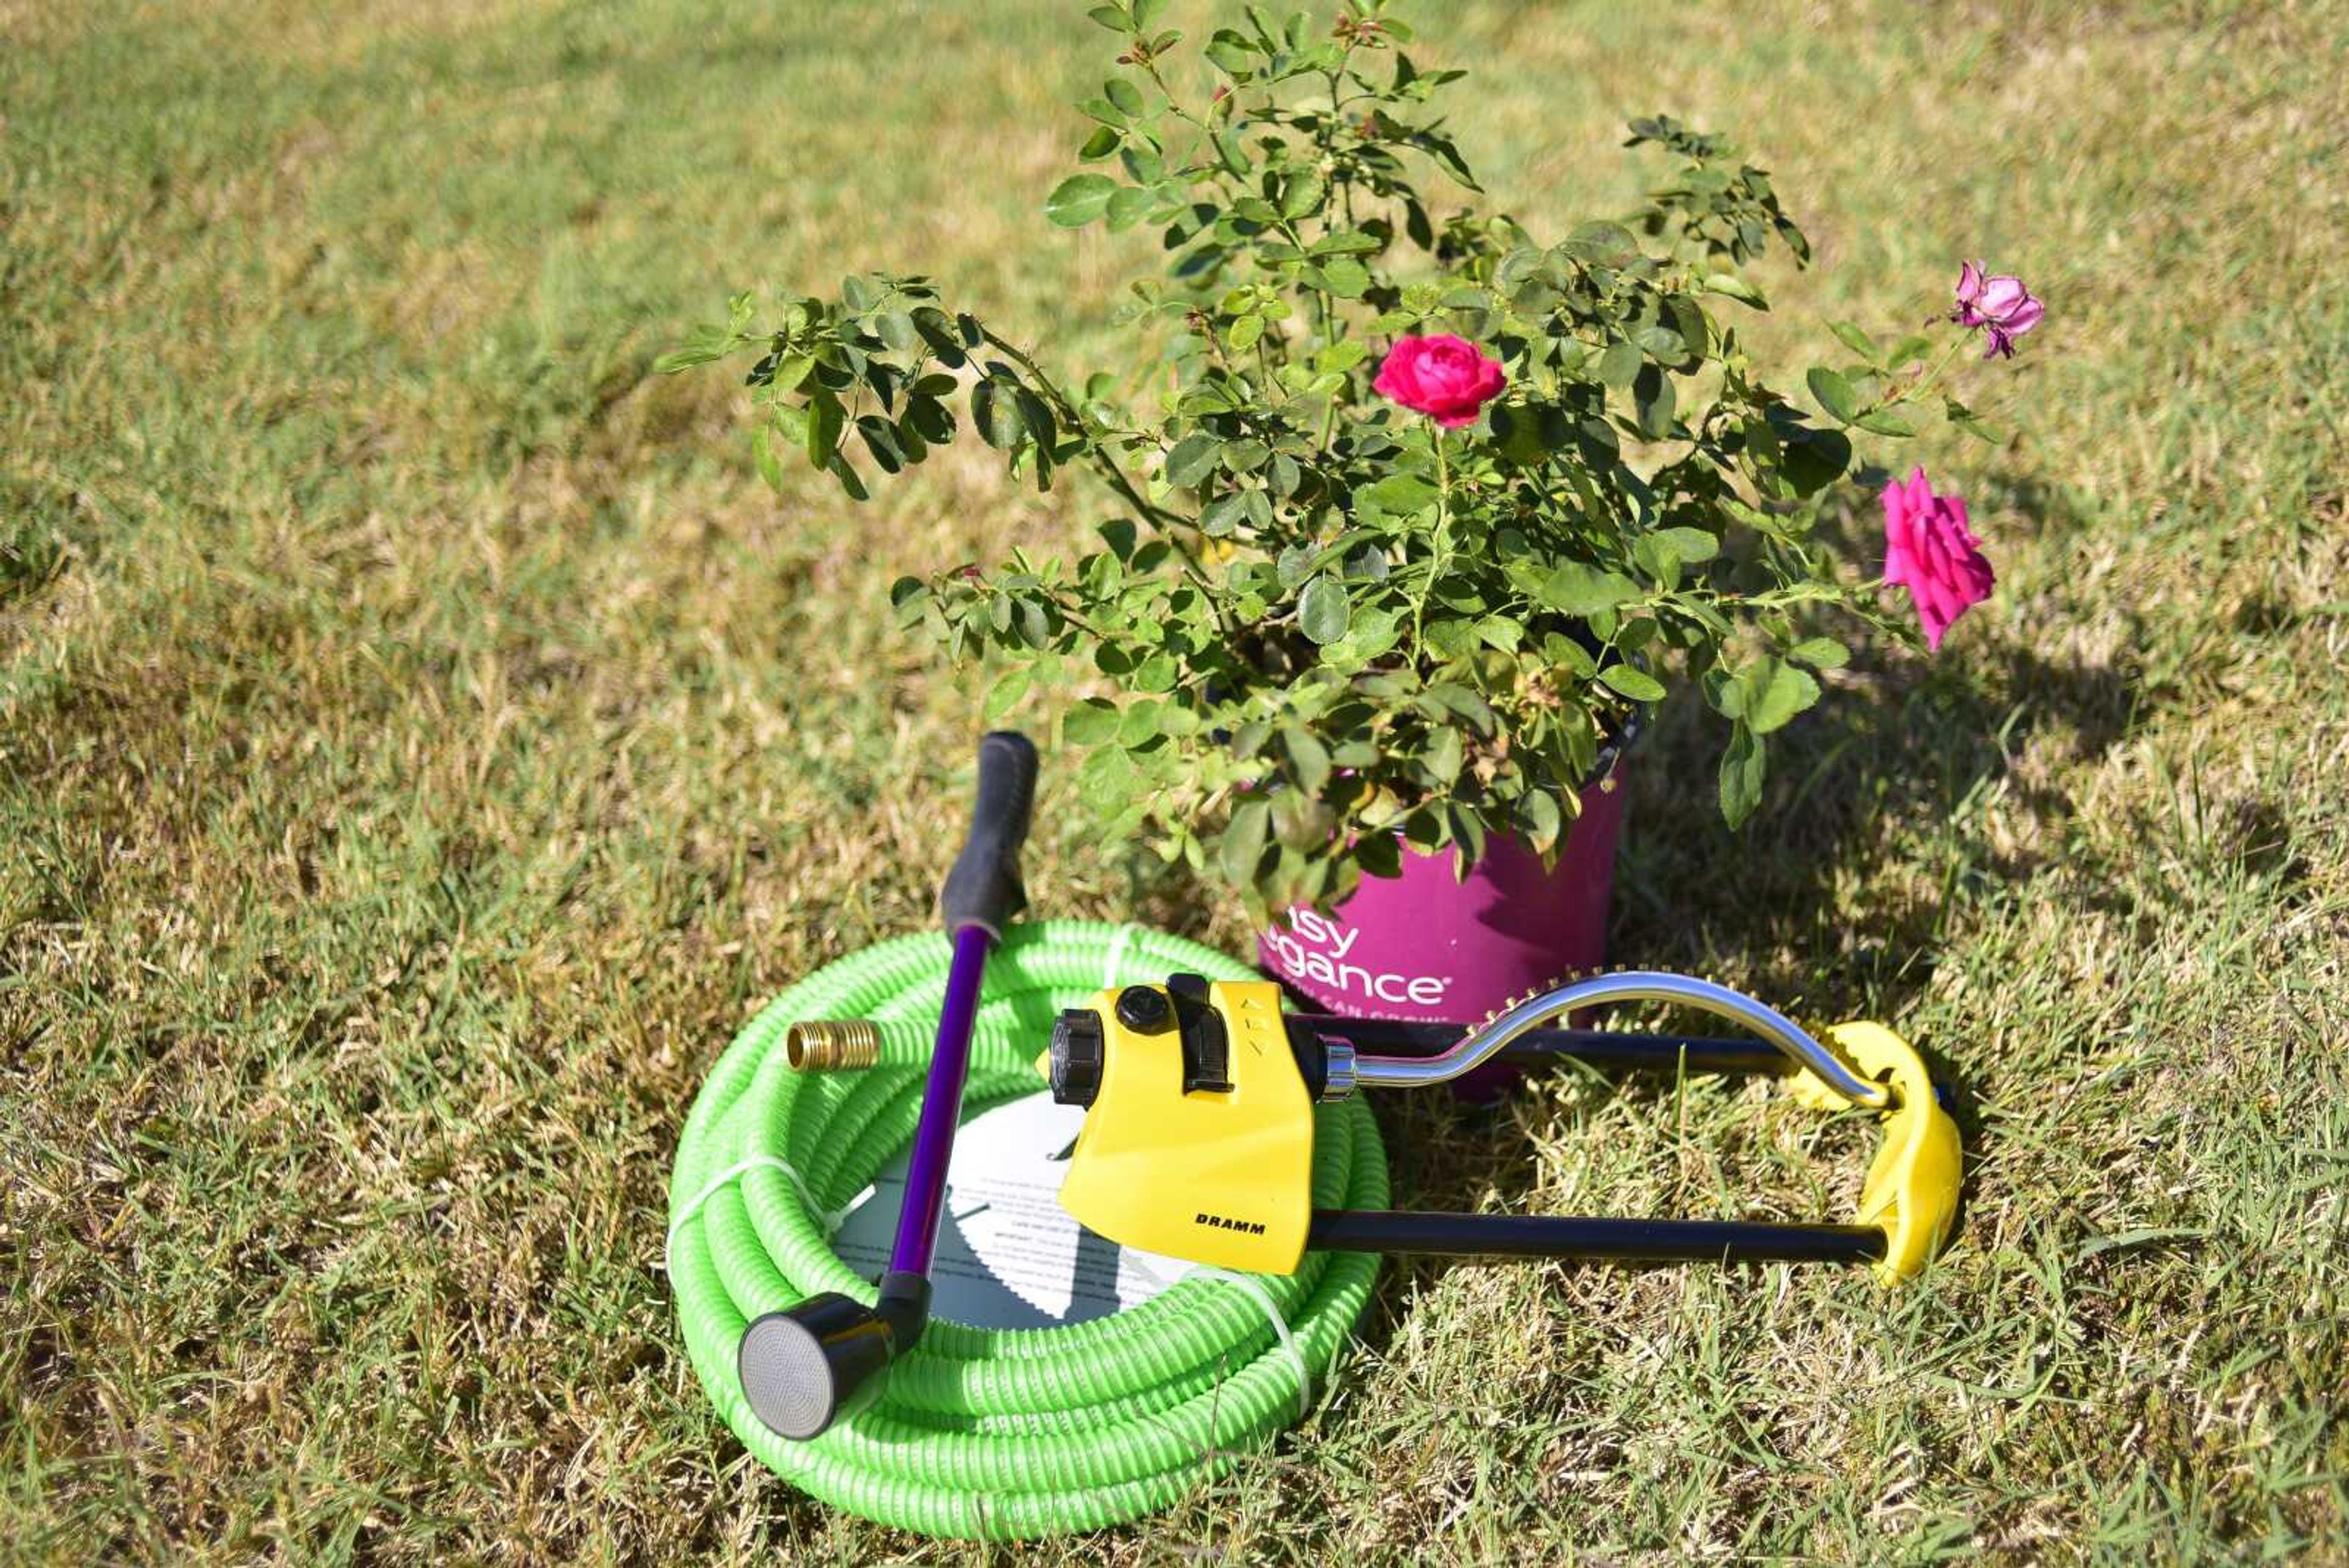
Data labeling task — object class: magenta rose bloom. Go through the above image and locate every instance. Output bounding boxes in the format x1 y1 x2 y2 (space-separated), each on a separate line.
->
1373 334 1506 428
1953 261 2044 360
1881 467 1994 651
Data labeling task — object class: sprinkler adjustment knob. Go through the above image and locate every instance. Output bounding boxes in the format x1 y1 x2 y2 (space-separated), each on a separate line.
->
1049 1008 1106 1108
1114 985 1172 1032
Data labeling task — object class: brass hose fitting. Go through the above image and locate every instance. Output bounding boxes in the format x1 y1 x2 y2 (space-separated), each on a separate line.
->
785 1019 880 1072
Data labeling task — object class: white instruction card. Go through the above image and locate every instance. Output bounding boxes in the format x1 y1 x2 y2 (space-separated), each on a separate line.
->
831 1091 1198 1330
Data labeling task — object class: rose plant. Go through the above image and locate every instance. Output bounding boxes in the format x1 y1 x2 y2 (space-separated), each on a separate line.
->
667 0 2038 914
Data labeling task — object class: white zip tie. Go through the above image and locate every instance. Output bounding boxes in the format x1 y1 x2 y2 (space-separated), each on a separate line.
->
1195 1267 1313 1419
664 1155 850 1273
1100 921 1143 987
1125 1256 1313 1419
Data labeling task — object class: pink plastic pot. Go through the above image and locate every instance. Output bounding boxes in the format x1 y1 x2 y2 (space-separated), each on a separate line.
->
1256 764 1629 1093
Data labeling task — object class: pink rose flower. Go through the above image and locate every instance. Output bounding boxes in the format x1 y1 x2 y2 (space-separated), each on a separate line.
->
1953 261 2044 360
1372 334 1506 428
1881 467 1994 651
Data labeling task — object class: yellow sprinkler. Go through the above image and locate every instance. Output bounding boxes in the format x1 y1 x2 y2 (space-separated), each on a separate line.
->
1042 970 1960 1284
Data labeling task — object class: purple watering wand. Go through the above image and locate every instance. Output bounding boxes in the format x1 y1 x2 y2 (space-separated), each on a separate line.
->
737 732 1039 1441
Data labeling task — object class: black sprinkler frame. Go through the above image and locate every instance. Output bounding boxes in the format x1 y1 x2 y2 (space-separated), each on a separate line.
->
1292 1014 1893 1266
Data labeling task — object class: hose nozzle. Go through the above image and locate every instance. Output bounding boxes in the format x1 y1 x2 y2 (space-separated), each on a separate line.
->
785 1019 880 1072
738 1272 930 1441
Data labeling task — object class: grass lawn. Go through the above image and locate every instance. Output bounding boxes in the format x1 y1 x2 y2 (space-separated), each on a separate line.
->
6 0 2347 1560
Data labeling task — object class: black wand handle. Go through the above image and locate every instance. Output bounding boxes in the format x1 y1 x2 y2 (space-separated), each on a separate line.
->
938 731 1039 938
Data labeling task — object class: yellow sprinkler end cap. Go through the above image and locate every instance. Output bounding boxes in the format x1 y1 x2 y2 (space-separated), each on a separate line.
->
1786 1022 1961 1284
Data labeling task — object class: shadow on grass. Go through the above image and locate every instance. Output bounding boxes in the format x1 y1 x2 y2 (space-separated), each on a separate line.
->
1615 634 2137 1000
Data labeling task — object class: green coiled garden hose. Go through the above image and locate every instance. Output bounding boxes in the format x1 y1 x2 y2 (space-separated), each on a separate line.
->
666 920 1387 1540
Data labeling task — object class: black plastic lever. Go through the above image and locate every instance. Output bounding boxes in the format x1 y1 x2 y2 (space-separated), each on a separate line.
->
1166 973 1231 1093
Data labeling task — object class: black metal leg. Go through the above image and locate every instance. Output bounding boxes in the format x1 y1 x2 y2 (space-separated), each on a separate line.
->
1499 1032 1791 1076
1307 1209 1887 1265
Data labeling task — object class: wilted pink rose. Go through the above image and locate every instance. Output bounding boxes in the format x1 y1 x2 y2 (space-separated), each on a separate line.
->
1953 261 2044 360
1373 334 1505 428
1881 467 1994 651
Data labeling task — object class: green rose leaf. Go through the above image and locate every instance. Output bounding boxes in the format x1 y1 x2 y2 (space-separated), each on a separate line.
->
1356 473 1438 524
1562 220 1638 266
804 388 845 465
1165 434 1220 489
984 667 1031 721
1064 697 1123 745
1282 723 1332 795
1045 174 1118 227
1520 787 1564 853
1598 663 1666 702
1422 682 1497 737
1423 726 1464 784
971 379 1027 449
654 336 729 375
1104 184 1155 232
1297 574 1351 645
751 425 785 491
1632 363 1676 438
1736 657 1821 734
1699 273 1768 309
1806 366 1866 427
1198 491 1249 537
1220 798 1272 885
1223 438 1269 472
1536 562 1642 616
1079 745 1137 812
1719 723 1766 828
1598 340 1643 390
1944 397 2002 444
1205 28 1253 71
1649 526 1718 564
1777 421 1852 496
1118 699 1162 746
823 452 867 501
1104 76 1145 117
1321 256 1371 298
1828 320 1880 362
1133 653 1178 693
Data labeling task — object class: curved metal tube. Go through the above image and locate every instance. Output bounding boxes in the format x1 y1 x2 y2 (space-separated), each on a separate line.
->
1351 970 1893 1110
